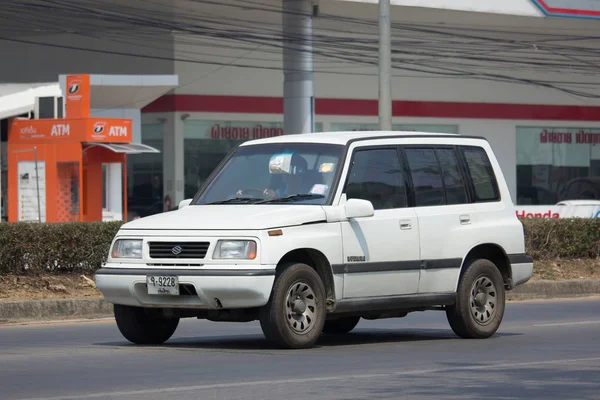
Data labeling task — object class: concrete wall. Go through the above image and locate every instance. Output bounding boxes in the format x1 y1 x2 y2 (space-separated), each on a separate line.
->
0 0 176 83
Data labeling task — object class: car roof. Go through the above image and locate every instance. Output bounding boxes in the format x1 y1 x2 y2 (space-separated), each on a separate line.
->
240 130 478 147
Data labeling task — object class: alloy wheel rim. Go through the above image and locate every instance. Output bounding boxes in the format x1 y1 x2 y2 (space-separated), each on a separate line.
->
469 275 497 326
284 280 317 334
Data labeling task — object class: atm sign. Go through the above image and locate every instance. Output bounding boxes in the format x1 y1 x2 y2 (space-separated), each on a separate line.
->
88 120 131 141
51 124 70 137
109 126 128 137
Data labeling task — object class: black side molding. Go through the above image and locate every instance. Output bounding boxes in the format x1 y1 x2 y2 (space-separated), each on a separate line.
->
333 293 456 314
507 254 533 264
422 258 462 270
332 258 461 274
95 268 276 277
332 261 420 274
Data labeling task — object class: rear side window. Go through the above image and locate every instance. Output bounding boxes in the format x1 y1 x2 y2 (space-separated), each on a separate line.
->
461 146 500 202
435 148 468 205
344 148 408 210
404 148 445 206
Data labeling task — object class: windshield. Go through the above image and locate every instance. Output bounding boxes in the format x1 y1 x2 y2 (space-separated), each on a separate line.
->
193 142 345 205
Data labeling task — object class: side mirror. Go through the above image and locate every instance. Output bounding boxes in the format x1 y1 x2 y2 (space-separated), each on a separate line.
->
345 198 374 219
178 199 193 209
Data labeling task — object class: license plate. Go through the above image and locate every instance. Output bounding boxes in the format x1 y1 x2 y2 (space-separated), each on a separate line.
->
146 275 179 296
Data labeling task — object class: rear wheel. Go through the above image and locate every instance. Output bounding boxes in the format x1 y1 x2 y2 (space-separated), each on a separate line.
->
446 258 505 339
259 263 327 349
114 304 179 345
322 316 360 335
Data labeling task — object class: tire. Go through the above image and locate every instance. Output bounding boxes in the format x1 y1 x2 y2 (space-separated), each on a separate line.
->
446 258 506 339
259 263 327 349
322 316 360 335
114 304 179 345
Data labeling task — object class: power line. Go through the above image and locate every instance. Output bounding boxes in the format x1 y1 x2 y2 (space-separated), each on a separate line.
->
2 0 600 98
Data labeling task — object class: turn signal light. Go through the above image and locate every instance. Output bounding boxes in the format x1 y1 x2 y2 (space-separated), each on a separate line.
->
248 241 257 260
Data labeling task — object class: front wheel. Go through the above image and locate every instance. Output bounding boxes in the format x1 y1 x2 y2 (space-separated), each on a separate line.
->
114 304 179 345
446 258 505 339
259 263 327 349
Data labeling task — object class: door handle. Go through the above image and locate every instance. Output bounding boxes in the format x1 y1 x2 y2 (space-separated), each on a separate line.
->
400 220 412 230
460 215 471 224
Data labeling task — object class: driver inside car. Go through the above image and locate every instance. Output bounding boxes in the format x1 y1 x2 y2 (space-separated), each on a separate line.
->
236 153 309 200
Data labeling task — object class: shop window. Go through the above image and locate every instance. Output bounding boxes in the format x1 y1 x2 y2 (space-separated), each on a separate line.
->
126 123 163 220
516 126 600 205
183 120 323 200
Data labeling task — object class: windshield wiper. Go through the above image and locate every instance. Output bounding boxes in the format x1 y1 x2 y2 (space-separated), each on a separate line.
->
207 197 264 205
258 193 325 204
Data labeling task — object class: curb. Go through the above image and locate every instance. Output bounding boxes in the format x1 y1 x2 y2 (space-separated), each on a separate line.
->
1 280 600 324
0 298 113 324
506 279 600 301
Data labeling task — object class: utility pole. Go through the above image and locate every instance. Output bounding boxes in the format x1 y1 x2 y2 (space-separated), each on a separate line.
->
378 0 392 131
282 0 315 135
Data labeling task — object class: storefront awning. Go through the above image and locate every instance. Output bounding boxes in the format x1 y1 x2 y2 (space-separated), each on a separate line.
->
83 142 160 154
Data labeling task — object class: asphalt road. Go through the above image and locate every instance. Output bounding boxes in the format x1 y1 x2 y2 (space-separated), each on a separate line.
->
1 298 600 400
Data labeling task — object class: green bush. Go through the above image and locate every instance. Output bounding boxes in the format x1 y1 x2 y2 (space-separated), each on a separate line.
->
521 218 600 260
0 218 599 275
0 221 124 275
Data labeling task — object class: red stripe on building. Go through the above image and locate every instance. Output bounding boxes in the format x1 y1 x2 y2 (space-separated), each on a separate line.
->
536 0 600 17
142 94 600 121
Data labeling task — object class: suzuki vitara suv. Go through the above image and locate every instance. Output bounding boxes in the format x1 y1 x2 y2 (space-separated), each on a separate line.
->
95 131 533 349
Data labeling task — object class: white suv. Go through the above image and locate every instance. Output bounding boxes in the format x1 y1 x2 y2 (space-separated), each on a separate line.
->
95 131 533 349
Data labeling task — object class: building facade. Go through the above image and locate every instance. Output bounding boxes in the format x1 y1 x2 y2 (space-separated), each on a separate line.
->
2 0 600 220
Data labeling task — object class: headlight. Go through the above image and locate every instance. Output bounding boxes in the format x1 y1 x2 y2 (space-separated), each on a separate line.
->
213 240 257 260
111 239 143 259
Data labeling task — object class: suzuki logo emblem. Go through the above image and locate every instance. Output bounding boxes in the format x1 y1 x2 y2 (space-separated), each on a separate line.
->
171 246 182 255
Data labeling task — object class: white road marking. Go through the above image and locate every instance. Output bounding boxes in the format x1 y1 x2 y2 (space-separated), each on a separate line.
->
17 356 600 400
531 320 600 327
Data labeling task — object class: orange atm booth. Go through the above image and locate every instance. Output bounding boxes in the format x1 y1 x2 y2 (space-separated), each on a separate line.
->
7 74 158 223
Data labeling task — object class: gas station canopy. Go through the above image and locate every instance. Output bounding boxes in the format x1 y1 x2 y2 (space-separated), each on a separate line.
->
0 83 62 120
0 74 178 121
59 74 179 111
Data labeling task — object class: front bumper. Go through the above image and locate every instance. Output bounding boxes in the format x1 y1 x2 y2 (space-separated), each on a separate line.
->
95 266 276 309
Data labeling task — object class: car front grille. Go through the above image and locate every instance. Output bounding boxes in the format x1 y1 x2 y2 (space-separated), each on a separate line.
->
148 241 210 259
